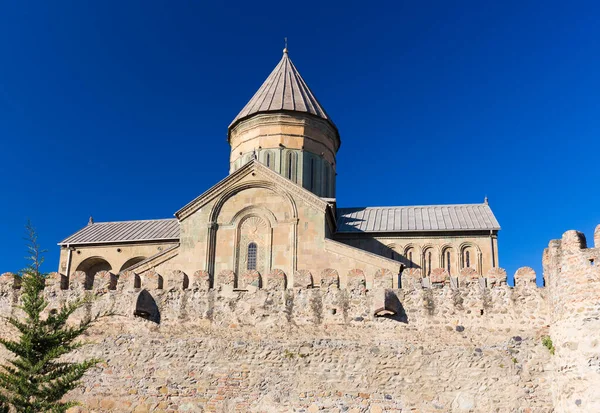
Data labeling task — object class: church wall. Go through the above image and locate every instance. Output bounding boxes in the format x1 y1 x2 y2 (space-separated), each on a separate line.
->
58 242 178 276
335 232 498 277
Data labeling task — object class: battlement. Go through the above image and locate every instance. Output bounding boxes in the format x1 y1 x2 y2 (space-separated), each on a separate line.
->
0 264 547 329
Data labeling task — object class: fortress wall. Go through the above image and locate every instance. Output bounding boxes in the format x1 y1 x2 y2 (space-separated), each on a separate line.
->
0 267 553 413
543 227 600 412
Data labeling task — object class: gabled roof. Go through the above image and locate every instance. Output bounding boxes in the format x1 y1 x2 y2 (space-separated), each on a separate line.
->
58 218 179 246
229 49 335 130
175 160 329 221
336 203 500 233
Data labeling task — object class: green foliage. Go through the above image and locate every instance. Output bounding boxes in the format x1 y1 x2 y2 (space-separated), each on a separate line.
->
0 223 101 412
542 336 555 355
511 357 518 364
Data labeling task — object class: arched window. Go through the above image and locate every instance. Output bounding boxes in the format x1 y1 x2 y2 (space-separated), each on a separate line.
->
446 251 451 275
466 251 470 268
247 242 257 271
408 251 413 268
423 250 432 276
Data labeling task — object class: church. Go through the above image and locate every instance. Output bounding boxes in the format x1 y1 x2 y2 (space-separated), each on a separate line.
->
57 48 500 289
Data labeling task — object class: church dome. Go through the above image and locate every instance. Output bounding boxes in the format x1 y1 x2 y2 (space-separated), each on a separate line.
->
228 49 340 199
228 49 338 136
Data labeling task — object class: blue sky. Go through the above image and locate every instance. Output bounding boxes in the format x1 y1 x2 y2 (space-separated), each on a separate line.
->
1 1 599 284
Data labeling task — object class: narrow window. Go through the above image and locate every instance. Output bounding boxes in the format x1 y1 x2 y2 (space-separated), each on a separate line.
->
408 251 413 268
310 159 315 191
427 252 432 276
466 251 470 268
247 242 257 270
286 152 293 179
446 251 451 275
266 152 272 168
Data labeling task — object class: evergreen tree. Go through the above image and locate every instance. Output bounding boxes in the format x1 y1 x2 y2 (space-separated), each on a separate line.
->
0 223 100 412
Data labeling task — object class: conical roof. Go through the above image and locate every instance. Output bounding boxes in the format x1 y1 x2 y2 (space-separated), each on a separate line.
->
229 50 335 130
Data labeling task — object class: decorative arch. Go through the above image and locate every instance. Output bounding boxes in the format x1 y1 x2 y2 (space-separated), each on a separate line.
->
263 150 275 170
235 214 272 278
440 244 455 276
285 151 297 182
421 245 438 277
403 244 419 269
459 242 483 275
207 181 298 279
119 257 146 272
384 243 400 260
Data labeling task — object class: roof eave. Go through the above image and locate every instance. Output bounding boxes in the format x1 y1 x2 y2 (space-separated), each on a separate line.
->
335 227 501 235
57 238 180 247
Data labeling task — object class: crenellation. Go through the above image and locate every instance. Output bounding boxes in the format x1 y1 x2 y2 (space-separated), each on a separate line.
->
0 262 559 412
542 227 600 412
514 266 537 286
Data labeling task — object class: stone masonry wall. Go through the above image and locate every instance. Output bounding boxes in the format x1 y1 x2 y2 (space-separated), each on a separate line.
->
542 227 600 412
0 265 555 413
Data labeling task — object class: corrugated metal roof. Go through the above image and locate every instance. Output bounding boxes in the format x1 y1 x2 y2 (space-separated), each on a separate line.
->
336 204 500 233
229 50 333 128
58 219 179 245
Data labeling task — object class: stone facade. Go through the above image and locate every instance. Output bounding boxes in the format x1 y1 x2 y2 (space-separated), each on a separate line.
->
5 222 600 413
3 223 598 413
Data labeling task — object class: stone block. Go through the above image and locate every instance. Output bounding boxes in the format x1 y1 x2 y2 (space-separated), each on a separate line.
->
143 270 163 290
320 268 339 289
266 268 286 290
118 270 139 291
430 268 449 284
486 267 507 286
293 270 313 288
514 266 536 286
94 270 117 290
240 270 262 289
192 270 211 291
168 270 189 290
347 269 366 294
69 271 87 291
217 270 235 287
373 268 394 289
562 230 587 252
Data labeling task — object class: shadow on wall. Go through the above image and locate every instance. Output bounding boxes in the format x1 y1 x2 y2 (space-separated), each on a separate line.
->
134 289 160 324
374 290 408 324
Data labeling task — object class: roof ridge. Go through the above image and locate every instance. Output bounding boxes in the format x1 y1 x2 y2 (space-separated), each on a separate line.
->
87 217 177 225
338 203 490 210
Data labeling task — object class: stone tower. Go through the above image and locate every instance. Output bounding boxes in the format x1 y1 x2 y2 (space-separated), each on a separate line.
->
228 48 340 198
